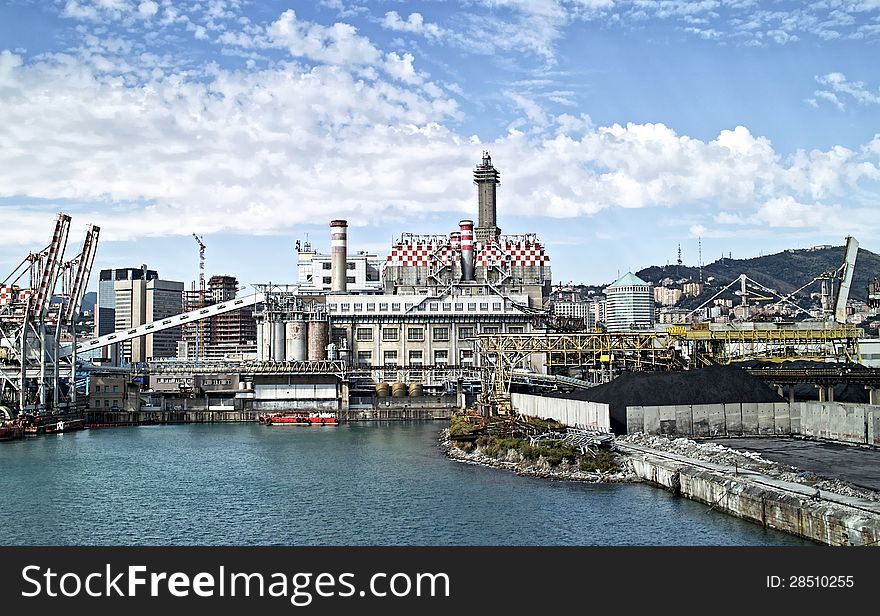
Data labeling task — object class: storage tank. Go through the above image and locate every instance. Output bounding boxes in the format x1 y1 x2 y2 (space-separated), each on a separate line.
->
272 321 286 362
257 321 270 361
375 382 390 397
308 317 329 361
408 383 423 397
391 382 408 398
285 316 308 361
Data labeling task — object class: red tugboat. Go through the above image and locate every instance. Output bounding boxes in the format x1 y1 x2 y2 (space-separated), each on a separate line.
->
259 411 338 426
21 415 86 435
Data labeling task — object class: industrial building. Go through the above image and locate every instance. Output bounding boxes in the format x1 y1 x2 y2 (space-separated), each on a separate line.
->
241 153 555 395
296 238 383 294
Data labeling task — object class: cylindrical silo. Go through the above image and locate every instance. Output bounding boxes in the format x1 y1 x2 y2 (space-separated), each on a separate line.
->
308 317 329 361
376 382 390 397
272 321 286 362
285 316 307 361
257 321 270 361
330 219 348 293
408 383 423 397
459 219 475 282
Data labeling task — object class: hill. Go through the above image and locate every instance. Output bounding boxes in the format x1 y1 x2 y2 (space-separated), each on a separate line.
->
637 244 880 302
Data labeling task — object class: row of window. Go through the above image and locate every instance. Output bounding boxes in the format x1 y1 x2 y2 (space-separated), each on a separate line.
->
354 349 475 366
331 301 506 313
349 325 522 342
94 384 120 393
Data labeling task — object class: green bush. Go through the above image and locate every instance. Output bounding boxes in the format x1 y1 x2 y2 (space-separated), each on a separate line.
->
578 451 619 473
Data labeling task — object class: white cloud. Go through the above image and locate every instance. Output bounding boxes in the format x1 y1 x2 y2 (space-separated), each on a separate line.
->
266 9 381 66
138 1 158 19
381 11 445 40
814 72 880 108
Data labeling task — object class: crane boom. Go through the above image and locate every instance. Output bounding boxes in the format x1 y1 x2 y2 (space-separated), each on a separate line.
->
59 292 265 358
31 213 71 318
62 225 100 323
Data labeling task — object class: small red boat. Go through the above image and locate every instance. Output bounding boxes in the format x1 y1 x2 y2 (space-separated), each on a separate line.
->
259 412 338 426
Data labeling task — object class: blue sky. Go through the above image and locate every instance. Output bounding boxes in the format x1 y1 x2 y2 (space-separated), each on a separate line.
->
0 0 879 292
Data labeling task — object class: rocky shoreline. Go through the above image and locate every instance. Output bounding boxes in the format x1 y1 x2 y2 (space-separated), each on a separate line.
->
438 428 640 483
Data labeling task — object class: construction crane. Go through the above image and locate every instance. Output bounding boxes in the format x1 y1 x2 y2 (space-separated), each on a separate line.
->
192 234 206 361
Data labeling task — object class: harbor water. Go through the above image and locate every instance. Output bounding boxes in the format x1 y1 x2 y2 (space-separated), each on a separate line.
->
0 422 811 546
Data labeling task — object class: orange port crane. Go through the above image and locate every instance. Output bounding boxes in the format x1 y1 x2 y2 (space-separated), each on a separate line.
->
192 233 206 361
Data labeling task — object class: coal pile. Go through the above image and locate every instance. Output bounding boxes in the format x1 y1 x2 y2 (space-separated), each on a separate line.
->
548 365 785 434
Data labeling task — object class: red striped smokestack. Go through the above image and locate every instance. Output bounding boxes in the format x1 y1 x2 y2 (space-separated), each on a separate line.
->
459 220 474 282
330 219 348 293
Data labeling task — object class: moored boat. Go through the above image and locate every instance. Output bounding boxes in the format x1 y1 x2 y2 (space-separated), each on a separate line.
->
259 411 338 426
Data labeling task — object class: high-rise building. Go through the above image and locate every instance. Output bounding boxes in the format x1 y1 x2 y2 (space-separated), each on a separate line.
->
604 273 654 332
180 275 257 360
113 269 183 364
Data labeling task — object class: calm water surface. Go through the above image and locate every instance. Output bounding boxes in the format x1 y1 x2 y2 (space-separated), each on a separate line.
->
0 422 811 545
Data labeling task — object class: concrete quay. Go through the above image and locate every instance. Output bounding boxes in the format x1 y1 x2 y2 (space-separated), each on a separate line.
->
619 442 880 546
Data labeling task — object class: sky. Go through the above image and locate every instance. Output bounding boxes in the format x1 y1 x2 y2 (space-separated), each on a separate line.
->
0 0 879 293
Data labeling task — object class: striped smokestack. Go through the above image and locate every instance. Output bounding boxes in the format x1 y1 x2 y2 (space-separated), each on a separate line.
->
330 219 348 293
459 220 474 282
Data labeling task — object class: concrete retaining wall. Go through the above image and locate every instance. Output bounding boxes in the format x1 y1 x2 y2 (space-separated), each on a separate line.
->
511 393 611 431
627 400 880 446
629 453 880 546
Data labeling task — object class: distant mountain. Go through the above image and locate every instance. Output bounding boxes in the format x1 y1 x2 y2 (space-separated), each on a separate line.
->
81 291 96 313
636 243 880 302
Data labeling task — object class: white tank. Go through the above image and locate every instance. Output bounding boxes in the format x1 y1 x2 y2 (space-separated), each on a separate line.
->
272 321 286 362
257 322 269 361
285 316 308 361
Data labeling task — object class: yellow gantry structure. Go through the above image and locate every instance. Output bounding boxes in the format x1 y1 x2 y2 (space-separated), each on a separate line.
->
476 324 862 399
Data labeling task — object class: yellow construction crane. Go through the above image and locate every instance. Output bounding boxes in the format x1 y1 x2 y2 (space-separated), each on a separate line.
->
192 234 206 361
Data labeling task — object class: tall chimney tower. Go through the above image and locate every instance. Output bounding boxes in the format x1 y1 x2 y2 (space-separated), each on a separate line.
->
330 219 348 293
473 151 500 244
459 220 475 282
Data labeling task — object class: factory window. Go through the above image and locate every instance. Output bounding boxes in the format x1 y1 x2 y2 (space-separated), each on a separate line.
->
405 303 414 310
479 303 489 311
467 302 476 311
416 303 425 311
433 327 449 341
408 350 423 365
382 328 398 342
433 350 449 365
357 351 371 367
483 326 499 335
460 349 474 363
366 303 375 312
353 303 363 312
383 350 398 366
332 328 347 343
113 385 119 393
94 384 99 392
509 326 525 334
391 303 401 311
417 289 428 295
322 262 331 270
322 277 331 285
429 303 439 311
104 385 110 393
442 303 451 311
356 328 372 342
340 304 350 312
492 302 502 311
104 400 110 407
346 276 355 284
379 303 389 311
407 328 424 342
458 327 474 339
347 262 355 270
454 303 464 311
